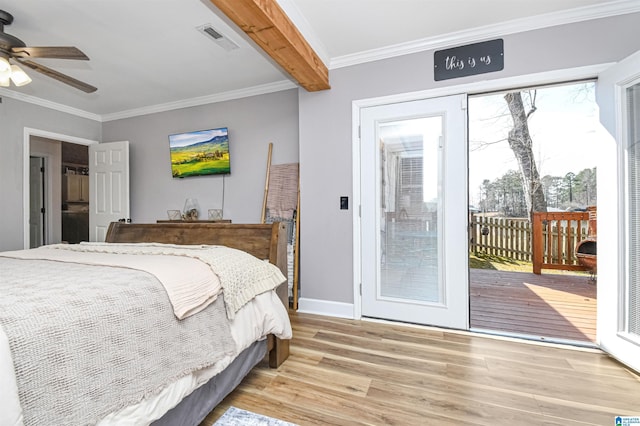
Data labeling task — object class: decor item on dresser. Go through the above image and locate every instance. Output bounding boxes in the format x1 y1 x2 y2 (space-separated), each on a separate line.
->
0 222 291 426
167 209 182 220
209 209 224 220
183 198 200 220
169 127 230 178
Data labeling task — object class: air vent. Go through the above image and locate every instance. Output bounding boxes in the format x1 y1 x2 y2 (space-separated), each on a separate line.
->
203 27 223 39
197 24 239 52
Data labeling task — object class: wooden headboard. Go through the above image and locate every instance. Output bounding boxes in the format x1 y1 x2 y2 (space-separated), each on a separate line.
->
106 221 290 367
105 222 289 308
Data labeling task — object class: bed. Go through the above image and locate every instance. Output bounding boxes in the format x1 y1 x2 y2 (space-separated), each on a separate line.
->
0 222 291 426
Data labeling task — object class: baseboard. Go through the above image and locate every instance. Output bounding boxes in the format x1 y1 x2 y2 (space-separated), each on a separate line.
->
297 298 355 319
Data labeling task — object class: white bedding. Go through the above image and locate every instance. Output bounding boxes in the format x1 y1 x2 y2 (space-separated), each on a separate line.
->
0 290 291 426
1 242 287 320
1 247 221 320
99 290 291 425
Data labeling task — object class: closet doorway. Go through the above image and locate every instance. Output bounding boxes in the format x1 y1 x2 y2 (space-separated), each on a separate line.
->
61 142 90 244
25 129 97 249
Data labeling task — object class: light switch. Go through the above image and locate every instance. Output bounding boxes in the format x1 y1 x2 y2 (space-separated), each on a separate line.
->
340 196 349 210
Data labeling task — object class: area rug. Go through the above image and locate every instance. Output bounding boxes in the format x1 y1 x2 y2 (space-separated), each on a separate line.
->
214 406 298 426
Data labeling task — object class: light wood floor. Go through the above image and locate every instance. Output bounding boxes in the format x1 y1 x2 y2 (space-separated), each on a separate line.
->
202 313 640 425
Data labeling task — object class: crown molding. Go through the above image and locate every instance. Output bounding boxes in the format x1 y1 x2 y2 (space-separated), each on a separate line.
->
0 88 102 121
330 0 640 69
100 79 297 122
1 79 297 123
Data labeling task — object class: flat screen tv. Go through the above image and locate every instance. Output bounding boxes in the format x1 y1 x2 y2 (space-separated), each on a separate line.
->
168 127 230 178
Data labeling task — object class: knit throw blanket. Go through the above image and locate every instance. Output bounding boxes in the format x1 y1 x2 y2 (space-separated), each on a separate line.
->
0 257 236 426
11 242 287 320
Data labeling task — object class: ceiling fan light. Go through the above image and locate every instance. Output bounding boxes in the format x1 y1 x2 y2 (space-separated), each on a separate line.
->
0 57 10 73
0 68 10 81
9 64 32 86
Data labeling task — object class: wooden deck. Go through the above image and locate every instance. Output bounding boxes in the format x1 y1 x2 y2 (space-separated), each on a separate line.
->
470 269 596 343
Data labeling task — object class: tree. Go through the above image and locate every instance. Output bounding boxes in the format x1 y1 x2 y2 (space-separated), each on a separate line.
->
575 167 597 206
494 170 526 216
478 171 528 217
564 172 576 204
504 92 548 216
541 175 564 208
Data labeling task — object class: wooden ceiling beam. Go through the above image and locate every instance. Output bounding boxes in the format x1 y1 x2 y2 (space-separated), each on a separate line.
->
209 0 330 91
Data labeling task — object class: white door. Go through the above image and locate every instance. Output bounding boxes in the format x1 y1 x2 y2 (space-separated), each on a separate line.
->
29 156 45 248
360 95 468 329
89 141 130 242
597 49 640 373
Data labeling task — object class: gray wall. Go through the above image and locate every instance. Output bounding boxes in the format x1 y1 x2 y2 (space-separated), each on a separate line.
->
0 96 101 251
298 13 640 306
102 89 299 224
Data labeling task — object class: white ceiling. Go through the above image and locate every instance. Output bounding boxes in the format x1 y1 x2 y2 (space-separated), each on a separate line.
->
0 0 636 120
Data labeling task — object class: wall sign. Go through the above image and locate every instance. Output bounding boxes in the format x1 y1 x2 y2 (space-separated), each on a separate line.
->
434 39 504 81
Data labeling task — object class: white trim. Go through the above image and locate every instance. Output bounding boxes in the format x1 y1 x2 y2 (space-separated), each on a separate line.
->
0 88 102 122
297 298 355 319
27 152 54 246
363 317 603 352
100 80 298 122
353 63 612 111
352 101 362 320
330 0 640 69
469 328 598 349
26 154 47 246
23 128 99 249
596 49 640 373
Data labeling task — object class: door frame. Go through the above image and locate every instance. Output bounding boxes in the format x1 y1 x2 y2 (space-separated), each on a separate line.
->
22 128 98 249
596 49 640 372
28 155 46 247
351 63 611 320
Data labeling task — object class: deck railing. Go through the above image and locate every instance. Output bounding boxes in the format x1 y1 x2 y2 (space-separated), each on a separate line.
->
469 216 532 261
470 212 592 274
531 211 591 274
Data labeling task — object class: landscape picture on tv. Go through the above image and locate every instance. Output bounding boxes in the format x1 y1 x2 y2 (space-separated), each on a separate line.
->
169 127 230 177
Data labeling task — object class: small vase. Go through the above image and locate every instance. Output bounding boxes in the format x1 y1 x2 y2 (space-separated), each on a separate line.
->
183 198 200 221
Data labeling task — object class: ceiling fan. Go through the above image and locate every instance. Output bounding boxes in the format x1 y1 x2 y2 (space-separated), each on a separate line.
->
0 10 96 93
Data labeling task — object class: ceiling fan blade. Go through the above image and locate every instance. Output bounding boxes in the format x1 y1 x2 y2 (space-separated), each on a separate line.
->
18 59 97 93
11 46 89 60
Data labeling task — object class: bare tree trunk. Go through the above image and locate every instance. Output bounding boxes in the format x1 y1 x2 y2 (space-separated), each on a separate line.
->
504 92 547 216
